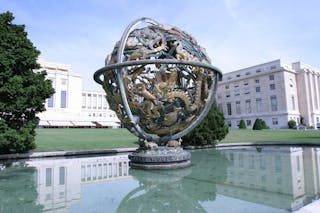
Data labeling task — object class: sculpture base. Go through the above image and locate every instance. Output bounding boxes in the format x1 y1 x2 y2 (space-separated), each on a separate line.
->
128 146 191 170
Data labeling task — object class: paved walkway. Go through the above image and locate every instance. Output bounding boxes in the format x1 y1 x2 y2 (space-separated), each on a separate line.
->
0 141 319 160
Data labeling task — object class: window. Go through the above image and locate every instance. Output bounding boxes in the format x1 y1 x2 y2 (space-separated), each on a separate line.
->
270 96 278 111
227 120 232 127
255 79 260 83
93 94 97 109
292 96 296 110
269 74 275 80
256 69 261 73
218 103 223 111
234 84 239 88
229 153 234 166
81 166 86 182
256 86 261 92
98 95 102 109
260 156 266 170
245 100 251 114
236 74 241 77
272 117 278 125
103 95 108 109
226 94 230 98
59 167 65 185
227 102 232 115
225 85 229 89
236 101 241 114
48 95 54 108
235 93 240 96
46 168 52 187
246 120 251 126
256 98 262 113
244 82 249 86
60 91 67 108
82 94 86 109
88 94 92 109
239 153 244 167
246 72 251 75
270 84 275 90
249 155 254 169
270 65 276 70
275 156 282 173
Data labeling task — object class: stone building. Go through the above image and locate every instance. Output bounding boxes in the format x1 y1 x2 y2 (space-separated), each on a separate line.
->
216 59 320 129
36 57 120 128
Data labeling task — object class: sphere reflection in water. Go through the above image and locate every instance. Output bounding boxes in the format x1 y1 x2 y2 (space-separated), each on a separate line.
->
117 150 228 212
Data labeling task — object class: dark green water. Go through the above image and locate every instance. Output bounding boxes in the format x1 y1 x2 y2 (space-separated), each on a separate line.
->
0 146 319 213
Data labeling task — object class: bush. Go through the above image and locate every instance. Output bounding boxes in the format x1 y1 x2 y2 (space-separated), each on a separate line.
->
253 118 268 130
182 101 229 146
238 119 246 129
253 119 262 130
288 120 297 129
261 120 269 129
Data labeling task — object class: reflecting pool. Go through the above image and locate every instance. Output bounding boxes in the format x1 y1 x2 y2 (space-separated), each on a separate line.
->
1 146 320 213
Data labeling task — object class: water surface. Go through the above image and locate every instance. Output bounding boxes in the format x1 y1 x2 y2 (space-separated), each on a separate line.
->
0 146 319 213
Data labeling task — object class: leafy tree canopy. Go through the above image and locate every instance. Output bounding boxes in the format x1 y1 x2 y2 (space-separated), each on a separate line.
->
0 11 54 153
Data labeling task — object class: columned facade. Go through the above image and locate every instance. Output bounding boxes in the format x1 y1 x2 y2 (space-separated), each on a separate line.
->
36 57 120 128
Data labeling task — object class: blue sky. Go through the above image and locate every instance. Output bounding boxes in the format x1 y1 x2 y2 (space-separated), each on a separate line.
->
1 0 320 90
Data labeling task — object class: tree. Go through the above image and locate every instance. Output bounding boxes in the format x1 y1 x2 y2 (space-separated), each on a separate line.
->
288 120 297 129
238 119 246 129
182 100 229 146
252 118 263 130
0 12 54 154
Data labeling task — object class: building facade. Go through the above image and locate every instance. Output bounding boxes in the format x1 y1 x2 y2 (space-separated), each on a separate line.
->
36 57 120 128
216 59 320 129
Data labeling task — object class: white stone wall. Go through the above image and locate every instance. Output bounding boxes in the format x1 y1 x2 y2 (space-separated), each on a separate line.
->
36 58 120 127
217 59 320 129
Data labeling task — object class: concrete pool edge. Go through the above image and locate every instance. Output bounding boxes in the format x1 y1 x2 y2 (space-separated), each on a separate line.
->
0 141 319 160
0 147 138 160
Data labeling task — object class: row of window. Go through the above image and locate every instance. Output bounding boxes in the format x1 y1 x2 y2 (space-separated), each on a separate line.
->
82 93 108 110
48 78 68 86
47 91 67 108
45 167 65 187
223 84 276 98
225 74 275 90
221 96 278 116
228 153 283 172
88 113 116 118
226 117 279 127
81 161 129 182
226 69 276 81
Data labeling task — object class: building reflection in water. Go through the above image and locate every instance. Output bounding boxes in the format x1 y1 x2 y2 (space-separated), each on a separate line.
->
219 146 320 211
19 147 320 212
27 154 130 212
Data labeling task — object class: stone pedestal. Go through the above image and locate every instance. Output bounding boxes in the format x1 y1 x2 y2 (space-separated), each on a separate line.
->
128 146 191 170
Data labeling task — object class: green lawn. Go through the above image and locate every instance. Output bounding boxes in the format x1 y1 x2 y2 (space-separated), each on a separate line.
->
34 128 320 152
221 129 320 143
34 128 138 152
